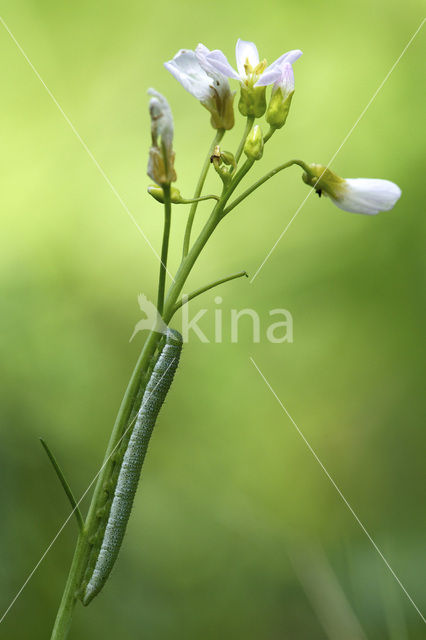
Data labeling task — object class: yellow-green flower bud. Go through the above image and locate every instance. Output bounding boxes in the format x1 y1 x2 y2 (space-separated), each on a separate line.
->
244 125 264 161
238 85 267 118
147 186 183 204
220 150 236 166
266 88 294 129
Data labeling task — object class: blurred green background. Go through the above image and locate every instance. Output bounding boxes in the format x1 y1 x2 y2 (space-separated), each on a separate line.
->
1 0 425 638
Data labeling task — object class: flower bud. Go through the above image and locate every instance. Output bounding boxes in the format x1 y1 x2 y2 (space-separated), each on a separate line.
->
210 146 232 185
266 88 294 129
266 63 294 129
220 150 236 166
238 85 267 118
147 89 177 185
147 185 183 204
244 125 264 161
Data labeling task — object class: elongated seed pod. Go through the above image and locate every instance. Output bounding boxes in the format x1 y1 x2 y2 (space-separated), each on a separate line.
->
82 328 182 605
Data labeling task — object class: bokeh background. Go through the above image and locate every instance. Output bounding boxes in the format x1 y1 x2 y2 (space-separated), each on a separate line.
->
1 0 425 638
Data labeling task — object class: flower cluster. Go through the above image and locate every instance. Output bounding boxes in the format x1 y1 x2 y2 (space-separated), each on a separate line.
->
147 38 401 216
165 39 301 125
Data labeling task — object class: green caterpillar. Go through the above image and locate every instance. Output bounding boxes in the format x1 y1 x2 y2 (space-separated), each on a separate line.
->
82 328 182 605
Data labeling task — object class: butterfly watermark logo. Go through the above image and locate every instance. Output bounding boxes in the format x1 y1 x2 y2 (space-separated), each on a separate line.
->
130 294 294 344
129 294 168 342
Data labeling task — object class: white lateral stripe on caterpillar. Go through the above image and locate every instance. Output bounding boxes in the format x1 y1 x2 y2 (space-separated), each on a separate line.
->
82 328 182 605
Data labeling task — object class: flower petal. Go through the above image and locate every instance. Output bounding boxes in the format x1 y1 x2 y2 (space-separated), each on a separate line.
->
235 39 259 77
195 43 212 70
255 49 302 87
195 43 210 58
196 43 224 79
279 49 303 65
164 50 211 101
204 49 240 79
331 178 402 215
254 66 283 87
280 62 295 92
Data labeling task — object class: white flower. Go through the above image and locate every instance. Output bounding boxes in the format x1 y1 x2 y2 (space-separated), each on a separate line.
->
329 178 402 215
164 45 234 129
302 165 402 215
204 38 302 87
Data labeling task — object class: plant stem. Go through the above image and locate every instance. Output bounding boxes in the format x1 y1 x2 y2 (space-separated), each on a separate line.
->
234 116 255 165
220 158 255 214
171 270 248 314
182 129 224 258
157 184 171 316
50 530 87 640
263 126 276 144
163 160 255 322
180 194 219 204
164 207 223 322
223 159 313 215
50 133 257 639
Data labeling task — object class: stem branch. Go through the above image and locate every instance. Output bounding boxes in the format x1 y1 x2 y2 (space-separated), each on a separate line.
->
182 129 224 258
157 184 172 316
234 115 255 165
223 159 313 215
171 270 248 315
180 194 219 203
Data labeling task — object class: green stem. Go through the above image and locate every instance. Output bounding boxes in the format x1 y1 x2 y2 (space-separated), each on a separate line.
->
234 116 255 165
164 207 223 322
50 531 87 640
40 438 84 532
157 184 172 316
171 270 248 315
179 194 219 204
163 160 255 323
223 159 313 215
263 126 276 144
221 158 255 214
182 129 225 258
